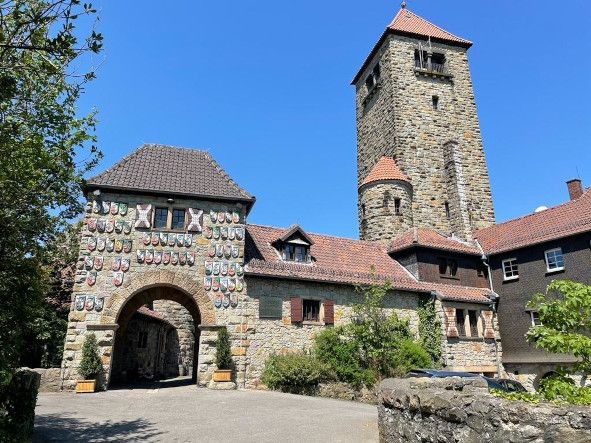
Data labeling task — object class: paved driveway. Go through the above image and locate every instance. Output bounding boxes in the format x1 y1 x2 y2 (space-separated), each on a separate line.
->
34 383 378 442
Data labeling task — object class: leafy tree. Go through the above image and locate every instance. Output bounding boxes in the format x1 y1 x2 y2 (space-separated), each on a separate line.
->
78 333 102 380
0 1 102 386
417 294 442 366
215 327 233 370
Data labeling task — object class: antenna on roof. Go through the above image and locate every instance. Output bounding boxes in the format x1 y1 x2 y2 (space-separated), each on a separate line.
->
401 0 407 9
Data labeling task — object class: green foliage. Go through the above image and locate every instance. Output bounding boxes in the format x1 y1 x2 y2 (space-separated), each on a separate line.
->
215 327 233 370
261 353 327 395
389 339 432 376
417 295 442 366
78 333 102 381
490 389 541 404
526 280 591 375
538 373 591 405
0 369 40 442
0 1 102 386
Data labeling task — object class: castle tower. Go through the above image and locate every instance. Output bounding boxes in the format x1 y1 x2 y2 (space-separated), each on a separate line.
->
353 5 495 242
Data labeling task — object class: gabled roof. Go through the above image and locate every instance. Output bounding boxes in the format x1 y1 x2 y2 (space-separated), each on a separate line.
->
352 7 472 84
86 144 255 206
245 224 495 304
389 227 481 256
273 224 315 246
474 189 591 255
361 156 411 188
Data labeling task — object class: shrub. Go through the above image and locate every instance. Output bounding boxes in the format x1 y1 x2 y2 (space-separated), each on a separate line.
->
0 369 40 442
215 327 232 370
262 353 327 395
417 295 442 366
388 339 432 377
78 333 102 381
539 373 591 405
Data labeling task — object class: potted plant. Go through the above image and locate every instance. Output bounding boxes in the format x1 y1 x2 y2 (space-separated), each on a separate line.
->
212 327 233 382
76 333 103 393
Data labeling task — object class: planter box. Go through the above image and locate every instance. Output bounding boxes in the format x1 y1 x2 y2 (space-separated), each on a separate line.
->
75 380 96 393
212 369 232 382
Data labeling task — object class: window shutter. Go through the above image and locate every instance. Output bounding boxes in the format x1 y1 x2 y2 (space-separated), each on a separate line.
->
443 307 459 337
323 299 334 325
481 310 495 339
290 297 302 323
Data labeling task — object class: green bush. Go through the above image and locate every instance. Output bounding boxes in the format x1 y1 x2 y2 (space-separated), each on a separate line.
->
262 353 327 395
539 373 591 405
388 339 432 377
215 327 232 370
0 369 40 442
78 333 102 380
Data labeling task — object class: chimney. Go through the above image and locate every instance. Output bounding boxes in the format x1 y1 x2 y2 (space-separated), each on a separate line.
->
567 179 583 200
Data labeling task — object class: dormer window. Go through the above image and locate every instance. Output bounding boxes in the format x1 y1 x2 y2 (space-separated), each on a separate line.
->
282 244 309 263
273 224 314 264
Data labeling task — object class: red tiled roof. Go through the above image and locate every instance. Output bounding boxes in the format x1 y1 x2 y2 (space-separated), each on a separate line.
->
137 306 169 323
245 224 494 304
474 189 591 255
361 157 410 187
389 227 481 256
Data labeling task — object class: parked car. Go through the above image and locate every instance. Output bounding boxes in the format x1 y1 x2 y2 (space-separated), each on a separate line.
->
405 369 526 393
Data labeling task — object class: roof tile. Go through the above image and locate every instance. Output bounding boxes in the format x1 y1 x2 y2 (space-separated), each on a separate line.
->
389 227 481 256
361 157 410 187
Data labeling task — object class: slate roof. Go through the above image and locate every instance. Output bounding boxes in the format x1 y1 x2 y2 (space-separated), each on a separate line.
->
361 157 410 187
245 224 494 304
474 189 591 255
389 227 481 256
86 144 254 205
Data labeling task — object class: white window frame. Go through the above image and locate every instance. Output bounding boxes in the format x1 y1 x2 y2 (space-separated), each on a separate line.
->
502 258 519 281
544 248 565 273
530 311 542 327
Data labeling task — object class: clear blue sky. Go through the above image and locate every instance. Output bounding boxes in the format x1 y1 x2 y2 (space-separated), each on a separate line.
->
78 0 591 238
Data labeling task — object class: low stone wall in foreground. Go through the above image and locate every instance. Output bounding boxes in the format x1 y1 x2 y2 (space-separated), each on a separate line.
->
378 377 591 443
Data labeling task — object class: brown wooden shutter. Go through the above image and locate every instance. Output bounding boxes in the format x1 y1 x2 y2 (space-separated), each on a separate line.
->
443 307 459 338
481 310 495 339
323 299 334 325
290 297 302 323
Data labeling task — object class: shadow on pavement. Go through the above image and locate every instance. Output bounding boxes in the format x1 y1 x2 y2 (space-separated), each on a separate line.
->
108 375 195 391
33 413 163 442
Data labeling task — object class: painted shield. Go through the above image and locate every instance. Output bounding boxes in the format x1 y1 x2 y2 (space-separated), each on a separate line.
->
75 271 86 284
231 244 240 259
92 200 101 214
230 292 238 308
236 278 244 292
86 237 97 251
208 244 216 257
232 211 240 224
94 256 104 271
75 295 86 311
176 234 184 247
123 221 132 235
217 211 225 223
101 201 110 215
210 210 217 223
123 239 132 254
154 250 162 265
110 201 119 215
168 233 176 247
105 219 114 233
187 251 195 266
114 239 123 253
214 293 222 308
184 234 192 247
136 249 145 263
95 297 104 312
223 243 232 258
151 232 159 246
145 249 153 264
216 244 224 258
106 238 114 253
236 227 244 241
205 261 213 275
111 257 121 271
228 263 236 277
220 262 228 276
179 252 187 266
228 278 236 292
213 226 220 240
171 252 179 265
85 295 95 311
143 232 151 246
121 258 130 272
228 227 235 240
115 219 124 234
220 278 228 292
86 271 97 286
221 226 228 240
204 226 213 239
87 218 97 232
113 271 124 287
204 277 212 291
97 237 106 252
222 292 230 309
212 277 220 291
84 256 94 270
225 212 232 223
212 261 220 275
163 251 171 265
76 258 84 270
159 232 168 246
236 264 244 277
96 219 106 233
119 202 128 216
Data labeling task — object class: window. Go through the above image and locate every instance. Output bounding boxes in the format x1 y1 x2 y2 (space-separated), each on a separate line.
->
171 208 186 230
303 299 320 322
530 311 542 326
154 207 168 229
282 244 309 263
394 198 401 215
361 203 366 217
432 95 439 110
456 309 466 337
468 310 479 338
545 248 564 272
444 201 450 219
477 266 487 278
438 258 458 277
365 63 381 91
502 258 519 281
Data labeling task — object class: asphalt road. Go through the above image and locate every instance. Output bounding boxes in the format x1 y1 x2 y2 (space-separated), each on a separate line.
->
33 381 378 442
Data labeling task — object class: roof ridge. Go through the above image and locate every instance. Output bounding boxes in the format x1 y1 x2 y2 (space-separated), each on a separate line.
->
246 223 382 246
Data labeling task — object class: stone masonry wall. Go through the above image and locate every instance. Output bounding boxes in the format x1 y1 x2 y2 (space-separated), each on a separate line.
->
378 377 591 442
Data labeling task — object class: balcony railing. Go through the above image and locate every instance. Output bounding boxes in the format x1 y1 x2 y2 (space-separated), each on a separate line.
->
414 60 451 77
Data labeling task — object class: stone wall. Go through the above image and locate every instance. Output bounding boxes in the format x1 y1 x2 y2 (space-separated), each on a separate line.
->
31 368 62 392
378 377 591 442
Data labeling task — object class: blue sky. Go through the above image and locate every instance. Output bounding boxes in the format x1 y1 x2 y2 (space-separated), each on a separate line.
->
78 0 591 238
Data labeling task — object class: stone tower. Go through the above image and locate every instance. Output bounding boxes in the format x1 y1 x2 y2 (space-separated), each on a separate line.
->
354 6 495 243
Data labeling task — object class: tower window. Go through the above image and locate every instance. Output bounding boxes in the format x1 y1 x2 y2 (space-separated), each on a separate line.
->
432 95 439 110
444 201 450 219
394 198 401 215
365 63 381 91
361 203 366 217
